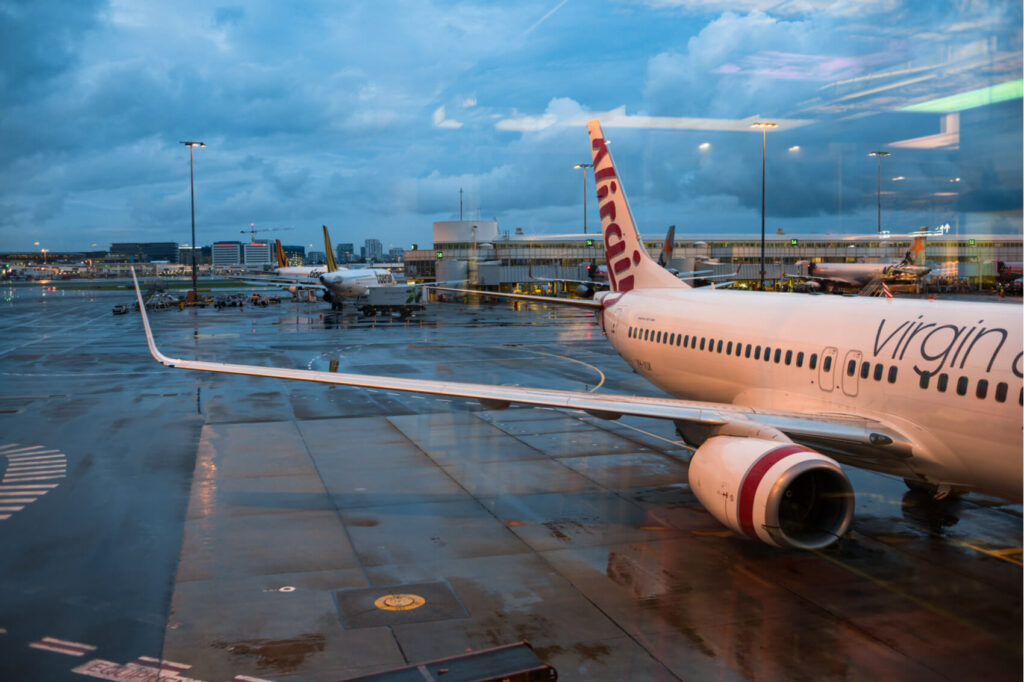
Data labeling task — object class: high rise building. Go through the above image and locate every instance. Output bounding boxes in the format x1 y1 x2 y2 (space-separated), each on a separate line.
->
364 238 383 262
335 243 354 263
212 242 242 266
243 242 271 266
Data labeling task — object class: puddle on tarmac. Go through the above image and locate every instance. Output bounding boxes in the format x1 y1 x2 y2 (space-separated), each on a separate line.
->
213 633 325 672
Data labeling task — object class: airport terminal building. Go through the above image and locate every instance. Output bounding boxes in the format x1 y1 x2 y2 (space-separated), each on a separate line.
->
404 220 1022 291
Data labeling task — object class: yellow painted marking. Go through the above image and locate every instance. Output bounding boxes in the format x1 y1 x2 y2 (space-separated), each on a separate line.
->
949 540 1023 566
374 593 425 611
612 420 688 448
515 349 606 392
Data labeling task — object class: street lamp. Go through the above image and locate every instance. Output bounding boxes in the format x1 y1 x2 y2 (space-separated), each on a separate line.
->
868 151 891 235
573 163 593 234
751 121 776 290
180 140 205 302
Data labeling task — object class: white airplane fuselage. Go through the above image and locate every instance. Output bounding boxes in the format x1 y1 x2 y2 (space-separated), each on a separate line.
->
275 265 327 279
320 268 396 298
603 287 1022 500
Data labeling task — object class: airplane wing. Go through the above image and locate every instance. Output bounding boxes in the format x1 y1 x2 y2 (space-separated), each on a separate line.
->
428 285 604 308
133 271 913 464
241 276 325 290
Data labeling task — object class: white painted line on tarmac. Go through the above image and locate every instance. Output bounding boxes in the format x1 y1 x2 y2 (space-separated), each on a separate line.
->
29 637 97 656
2 447 47 456
5 450 61 458
0 498 35 504
0 506 25 512
134 655 192 672
0 515 10 520
6 466 66 473
7 462 66 469
6 454 65 462
73 659 207 681
2 475 66 482
0 483 59 489
232 675 277 682
0 443 22 452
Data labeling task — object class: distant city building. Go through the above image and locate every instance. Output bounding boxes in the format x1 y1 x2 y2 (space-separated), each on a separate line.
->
176 245 208 266
307 250 326 265
212 242 242 266
110 242 179 263
364 238 383 262
359 246 366 261
388 247 405 262
282 244 305 266
335 242 354 263
243 242 271 266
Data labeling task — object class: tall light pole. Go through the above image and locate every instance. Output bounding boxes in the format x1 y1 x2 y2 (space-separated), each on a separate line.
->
751 122 776 290
868 151 891 235
573 163 593 234
180 141 205 302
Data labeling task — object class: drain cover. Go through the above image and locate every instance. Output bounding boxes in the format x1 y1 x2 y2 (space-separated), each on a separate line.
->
333 582 467 629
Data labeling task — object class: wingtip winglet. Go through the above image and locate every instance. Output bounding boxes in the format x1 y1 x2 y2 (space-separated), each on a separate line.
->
131 267 176 367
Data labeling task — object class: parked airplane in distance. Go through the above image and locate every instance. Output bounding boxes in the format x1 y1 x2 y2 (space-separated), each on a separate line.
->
796 236 931 291
132 119 1022 551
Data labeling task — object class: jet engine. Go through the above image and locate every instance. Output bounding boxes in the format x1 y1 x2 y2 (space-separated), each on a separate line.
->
688 436 854 549
575 284 595 298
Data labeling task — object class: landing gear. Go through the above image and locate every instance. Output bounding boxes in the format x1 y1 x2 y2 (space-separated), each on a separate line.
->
903 478 964 501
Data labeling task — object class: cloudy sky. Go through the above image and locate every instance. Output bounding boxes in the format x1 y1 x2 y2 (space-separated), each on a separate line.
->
1 0 1021 254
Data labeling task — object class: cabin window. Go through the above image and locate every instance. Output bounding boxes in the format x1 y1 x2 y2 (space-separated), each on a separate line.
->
995 382 1007 402
847 359 856 376
785 350 792 366
726 341 733 354
676 334 682 346
887 366 897 384
873 364 883 381
764 346 771 362
919 371 931 389
683 334 689 346
860 362 870 379
976 379 988 399
736 342 743 357
717 340 723 353
690 336 697 349
937 373 948 392
644 329 650 341
796 351 804 367
700 337 706 350
656 331 662 343
745 344 752 358
754 346 761 360
823 356 832 372
774 348 781 363
956 376 968 396
809 354 818 370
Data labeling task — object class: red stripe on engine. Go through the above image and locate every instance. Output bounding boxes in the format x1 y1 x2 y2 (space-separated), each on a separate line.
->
738 444 812 539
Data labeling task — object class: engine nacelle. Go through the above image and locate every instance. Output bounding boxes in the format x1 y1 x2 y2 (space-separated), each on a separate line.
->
689 436 854 549
575 284 595 298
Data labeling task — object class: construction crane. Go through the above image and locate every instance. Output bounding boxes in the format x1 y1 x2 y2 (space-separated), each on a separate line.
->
241 224 294 242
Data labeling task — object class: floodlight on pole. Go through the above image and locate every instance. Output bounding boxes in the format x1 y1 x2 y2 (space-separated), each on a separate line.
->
180 140 205 302
751 122 776 290
868 151 891 235
573 163 594 234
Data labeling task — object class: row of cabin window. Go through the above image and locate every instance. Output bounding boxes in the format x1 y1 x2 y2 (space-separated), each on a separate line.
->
629 326 832 374
917 371 1020 404
628 326 902 384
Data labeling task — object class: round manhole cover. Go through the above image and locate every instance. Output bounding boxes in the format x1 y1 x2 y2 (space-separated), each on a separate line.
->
373 593 425 611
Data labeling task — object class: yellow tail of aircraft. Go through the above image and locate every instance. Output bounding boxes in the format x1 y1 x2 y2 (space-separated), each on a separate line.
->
274 239 288 268
323 225 338 273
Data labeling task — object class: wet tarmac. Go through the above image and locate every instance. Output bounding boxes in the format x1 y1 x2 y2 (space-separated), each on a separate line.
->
0 283 1020 681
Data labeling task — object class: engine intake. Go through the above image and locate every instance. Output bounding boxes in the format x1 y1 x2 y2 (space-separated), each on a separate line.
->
688 436 854 550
